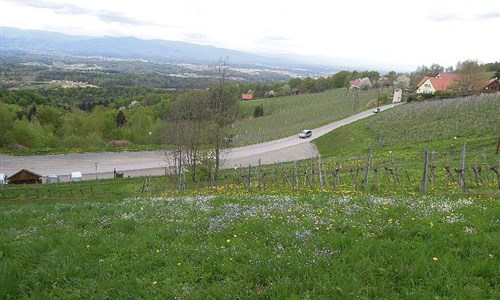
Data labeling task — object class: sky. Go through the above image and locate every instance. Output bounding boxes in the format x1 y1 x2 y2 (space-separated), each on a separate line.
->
1 0 498 71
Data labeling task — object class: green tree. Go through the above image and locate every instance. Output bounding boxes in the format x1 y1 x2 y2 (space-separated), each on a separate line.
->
36 105 64 137
116 110 127 128
208 58 239 175
253 104 264 118
167 90 211 180
456 60 484 92
0 103 15 147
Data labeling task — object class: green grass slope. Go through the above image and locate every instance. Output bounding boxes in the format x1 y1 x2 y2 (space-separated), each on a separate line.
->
315 94 500 159
233 88 379 145
1 193 498 299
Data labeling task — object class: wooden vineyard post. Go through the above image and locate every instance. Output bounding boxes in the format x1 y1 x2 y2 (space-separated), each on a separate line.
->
257 159 261 191
310 157 314 186
390 151 400 184
247 164 252 190
456 143 469 191
323 160 329 187
420 149 429 194
364 150 373 187
295 162 299 190
484 149 492 183
490 165 500 191
318 156 324 191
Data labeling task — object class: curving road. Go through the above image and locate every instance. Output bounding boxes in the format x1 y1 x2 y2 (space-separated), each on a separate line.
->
0 103 401 181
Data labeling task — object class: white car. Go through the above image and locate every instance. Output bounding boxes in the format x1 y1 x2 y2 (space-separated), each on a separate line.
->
70 172 84 182
299 130 312 139
0 173 8 185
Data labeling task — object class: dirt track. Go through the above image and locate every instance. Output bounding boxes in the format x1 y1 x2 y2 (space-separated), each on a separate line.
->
0 104 400 181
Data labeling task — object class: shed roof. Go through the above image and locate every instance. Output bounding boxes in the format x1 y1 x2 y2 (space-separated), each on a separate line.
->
8 169 42 184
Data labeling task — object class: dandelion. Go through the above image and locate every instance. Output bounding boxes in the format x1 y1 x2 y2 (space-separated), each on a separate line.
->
177 262 182 266
152 281 157 285
226 239 231 243
156 249 160 253
433 257 438 261
429 221 434 227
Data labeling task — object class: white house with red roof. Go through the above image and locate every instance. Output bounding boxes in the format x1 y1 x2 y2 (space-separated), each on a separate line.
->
416 73 457 94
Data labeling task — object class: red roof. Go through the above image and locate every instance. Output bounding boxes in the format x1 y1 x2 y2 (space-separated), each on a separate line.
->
350 79 361 87
241 93 253 100
417 73 457 91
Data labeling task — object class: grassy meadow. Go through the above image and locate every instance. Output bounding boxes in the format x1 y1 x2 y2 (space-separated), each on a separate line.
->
1 93 499 299
1 192 498 299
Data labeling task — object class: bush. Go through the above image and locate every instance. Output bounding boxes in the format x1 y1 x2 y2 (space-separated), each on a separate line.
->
253 104 264 118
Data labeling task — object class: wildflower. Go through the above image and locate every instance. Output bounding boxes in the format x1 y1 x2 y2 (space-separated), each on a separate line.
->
153 281 157 285
156 249 160 253
433 257 438 261
429 222 434 227
226 239 231 243
177 262 182 266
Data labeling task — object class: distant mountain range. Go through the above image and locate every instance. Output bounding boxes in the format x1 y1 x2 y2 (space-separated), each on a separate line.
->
0 27 337 76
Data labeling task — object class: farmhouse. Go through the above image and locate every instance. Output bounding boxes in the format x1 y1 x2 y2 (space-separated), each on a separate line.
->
241 93 253 101
482 78 500 93
349 79 361 89
8 169 42 184
416 73 457 94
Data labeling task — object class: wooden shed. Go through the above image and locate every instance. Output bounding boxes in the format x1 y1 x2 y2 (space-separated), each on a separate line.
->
8 169 42 184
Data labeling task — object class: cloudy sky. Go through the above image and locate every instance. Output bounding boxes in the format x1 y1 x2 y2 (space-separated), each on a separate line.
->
1 0 498 70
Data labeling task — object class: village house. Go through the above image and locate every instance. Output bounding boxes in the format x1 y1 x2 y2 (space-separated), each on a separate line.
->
241 93 253 101
416 73 457 94
482 78 500 93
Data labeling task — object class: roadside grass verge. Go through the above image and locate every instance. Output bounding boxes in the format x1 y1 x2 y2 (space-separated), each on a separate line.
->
1 192 498 299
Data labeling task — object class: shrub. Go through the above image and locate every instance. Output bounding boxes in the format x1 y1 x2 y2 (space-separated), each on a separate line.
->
253 104 264 118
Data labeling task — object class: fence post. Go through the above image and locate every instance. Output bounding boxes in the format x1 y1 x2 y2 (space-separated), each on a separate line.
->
247 164 252 190
318 156 324 190
257 159 261 190
459 143 466 188
390 151 400 184
420 149 429 193
364 150 373 186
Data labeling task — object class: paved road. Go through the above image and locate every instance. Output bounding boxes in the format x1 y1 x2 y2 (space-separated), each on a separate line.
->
0 103 401 181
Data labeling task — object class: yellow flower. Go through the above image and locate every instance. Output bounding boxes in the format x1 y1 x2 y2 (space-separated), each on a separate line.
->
226 239 231 243
153 281 157 285
429 222 434 227
433 257 438 261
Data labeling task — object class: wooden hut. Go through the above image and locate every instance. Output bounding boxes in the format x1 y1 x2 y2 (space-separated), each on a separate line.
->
8 169 42 184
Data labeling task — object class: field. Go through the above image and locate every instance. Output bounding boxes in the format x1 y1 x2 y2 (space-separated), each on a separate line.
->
1 192 498 299
233 88 379 145
1 94 499 298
